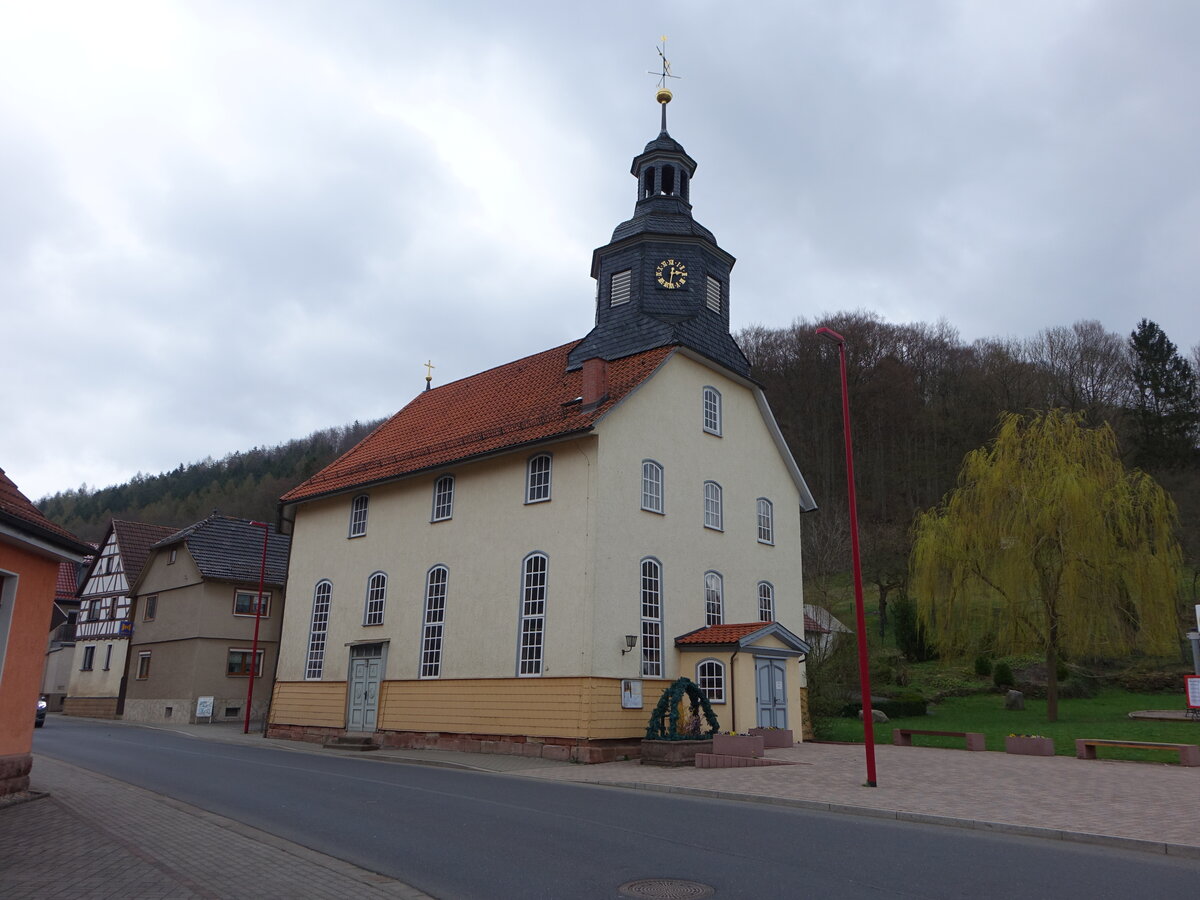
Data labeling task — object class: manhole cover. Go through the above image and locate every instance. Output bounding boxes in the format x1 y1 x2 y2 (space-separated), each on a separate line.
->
618 879 715 899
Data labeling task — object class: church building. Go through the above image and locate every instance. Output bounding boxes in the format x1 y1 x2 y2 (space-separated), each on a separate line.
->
268 92 817 762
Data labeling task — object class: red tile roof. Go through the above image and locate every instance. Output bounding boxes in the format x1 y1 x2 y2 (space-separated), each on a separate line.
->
110 520 178 587
803 613 829 634
282 342 675 503
0 467 90 555
55 561 80 600
676 623 773 645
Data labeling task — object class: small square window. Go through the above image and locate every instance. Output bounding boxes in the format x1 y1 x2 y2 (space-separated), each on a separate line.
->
168 549 177 565
526 455 552 504
81 646 95 671
233 591 270 617
143 595 158 621
136 652 151 680
226 649 263 677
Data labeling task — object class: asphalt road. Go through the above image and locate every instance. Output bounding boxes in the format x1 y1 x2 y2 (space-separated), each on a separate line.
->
34 718 1198 899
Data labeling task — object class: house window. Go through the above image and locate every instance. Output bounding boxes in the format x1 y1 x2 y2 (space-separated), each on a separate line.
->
704 572 724 626
702 387 722 436
168 549 177 564
363 572 387 626
305 581 332 680
420 566 448 678
116 596 131 620
518 553 548 676
641 460 664 514
696 659 726 703
143 595 158 621
757 498 774 545
759 581 775 622
526 454 552 504
136 652 151 680
703 482 723 531
102 644 113 671
233 590 271 617
640 558 663 678
610 269 632 306
706 275 721 313
226 648 264 677
432 475 455 522
349 494 369 538
81 646 95 670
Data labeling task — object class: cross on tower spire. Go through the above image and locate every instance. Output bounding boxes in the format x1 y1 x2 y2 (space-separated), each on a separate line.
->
648 36 680 133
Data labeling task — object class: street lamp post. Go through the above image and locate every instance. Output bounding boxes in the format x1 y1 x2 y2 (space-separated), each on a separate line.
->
816 326 878 787
243 521 270 735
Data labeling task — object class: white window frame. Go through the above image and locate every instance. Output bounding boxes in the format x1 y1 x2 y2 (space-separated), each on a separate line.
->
610 268 632 306
233 590 271 618
363 572 387 626
704 571 724 626
143 595 158 622
349 494 369 538
702 386 722 436
641 460 664 514
526 454 552 504
305 580 332 679
81 645 95 670
706 275 721 313
757 498 774 545
517 552 548 676
758 581 775 622
640 558 663 678
432 475 455 522
102 643 113 671
420 566 448 678
226 648 265 677
696 658 726 703
704 481 723 531
136 651 151 680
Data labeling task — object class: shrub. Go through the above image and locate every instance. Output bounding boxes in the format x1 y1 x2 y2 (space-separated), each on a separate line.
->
993 661 1015 688
893 596 936 661
870 649 909 687
840 694 928 719
974 655 993 677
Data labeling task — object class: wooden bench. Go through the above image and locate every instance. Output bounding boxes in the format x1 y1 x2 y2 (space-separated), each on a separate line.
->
893 728 985 751
1075 739 1199 766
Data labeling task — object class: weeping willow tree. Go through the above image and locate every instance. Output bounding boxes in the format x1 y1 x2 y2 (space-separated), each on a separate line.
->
910 410 1182 721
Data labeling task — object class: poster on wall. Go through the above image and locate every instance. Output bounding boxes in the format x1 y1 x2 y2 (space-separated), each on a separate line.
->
1186 676 1200 710
621 680 643 709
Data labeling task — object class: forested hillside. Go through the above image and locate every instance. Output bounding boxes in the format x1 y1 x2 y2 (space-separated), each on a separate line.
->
738 313 1199 614
37 420 384 542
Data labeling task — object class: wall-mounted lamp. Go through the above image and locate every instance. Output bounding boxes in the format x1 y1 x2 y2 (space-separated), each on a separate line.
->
621 634 638 655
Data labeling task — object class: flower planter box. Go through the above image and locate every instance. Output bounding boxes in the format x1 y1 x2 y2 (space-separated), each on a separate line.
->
712 734 765 758
640 739 713 767
1005 736 1055 757
748 727 794 749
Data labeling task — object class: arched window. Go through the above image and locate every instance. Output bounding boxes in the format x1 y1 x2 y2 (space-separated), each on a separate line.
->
702 387 722 436
757 498 774 545
696 659 726 703
420 566 448 678
640 558 663 678
349 494 369 537
518 553 548 675
305 581 332 680
432 475 455 522
526 454 552 504
704 571 724 626
363 572 387 626
643 167 655 199
704 481 723 531
758 581 775 622
662 164 676 195
641 460 664 514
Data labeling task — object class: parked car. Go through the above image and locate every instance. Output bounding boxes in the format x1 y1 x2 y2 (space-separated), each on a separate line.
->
36 697 47 727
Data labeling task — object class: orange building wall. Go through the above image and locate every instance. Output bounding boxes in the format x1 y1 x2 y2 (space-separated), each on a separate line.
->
0 542 59 767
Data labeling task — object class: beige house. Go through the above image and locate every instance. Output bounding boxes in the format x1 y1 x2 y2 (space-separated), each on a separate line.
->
269 96 817 762
64 520 176 718
124 515 290 726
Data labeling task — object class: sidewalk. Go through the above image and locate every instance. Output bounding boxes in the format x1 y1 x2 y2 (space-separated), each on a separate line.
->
4 718 1196 898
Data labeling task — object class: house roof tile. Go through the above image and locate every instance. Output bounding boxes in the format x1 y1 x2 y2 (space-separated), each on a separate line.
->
282 342 674 504
154 515 290 586
110 520 179 586
0 467 91 556
675 623 771 645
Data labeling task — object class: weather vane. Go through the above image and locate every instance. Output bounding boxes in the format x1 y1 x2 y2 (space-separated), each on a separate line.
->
649 36 680 130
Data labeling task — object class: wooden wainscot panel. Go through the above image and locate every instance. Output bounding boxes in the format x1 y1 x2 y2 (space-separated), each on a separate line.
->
583 678 660 739
378 678 597 738
269 681 347 728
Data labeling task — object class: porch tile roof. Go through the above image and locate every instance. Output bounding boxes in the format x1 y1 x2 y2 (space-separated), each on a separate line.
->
675 623 772 645
281 342 674 504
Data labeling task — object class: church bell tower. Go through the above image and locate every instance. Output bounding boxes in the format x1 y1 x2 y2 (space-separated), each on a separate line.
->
567 86 752 378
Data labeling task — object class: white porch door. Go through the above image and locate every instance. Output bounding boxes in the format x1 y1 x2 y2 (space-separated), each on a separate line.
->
755 657 788 728
347 648 382 732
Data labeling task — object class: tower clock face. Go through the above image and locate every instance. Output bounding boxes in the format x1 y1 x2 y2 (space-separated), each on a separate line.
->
655 258 688 289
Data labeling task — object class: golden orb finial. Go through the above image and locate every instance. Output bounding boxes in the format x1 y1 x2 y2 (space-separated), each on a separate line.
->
656 87 673 105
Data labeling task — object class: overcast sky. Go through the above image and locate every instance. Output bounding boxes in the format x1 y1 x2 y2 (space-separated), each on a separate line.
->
3 1 1197 502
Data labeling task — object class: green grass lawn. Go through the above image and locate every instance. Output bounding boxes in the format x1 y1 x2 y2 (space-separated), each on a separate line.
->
816 689 1200 763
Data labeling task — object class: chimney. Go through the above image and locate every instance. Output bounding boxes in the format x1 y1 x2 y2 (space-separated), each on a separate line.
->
581 357 609 409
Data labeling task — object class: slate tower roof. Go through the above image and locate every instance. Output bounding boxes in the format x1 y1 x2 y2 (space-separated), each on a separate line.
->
568 95 752 378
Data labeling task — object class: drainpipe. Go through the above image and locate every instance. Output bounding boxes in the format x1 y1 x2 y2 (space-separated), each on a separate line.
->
728 650 739 732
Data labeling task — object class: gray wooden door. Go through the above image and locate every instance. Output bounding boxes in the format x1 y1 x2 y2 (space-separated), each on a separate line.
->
348 655 381 732
755 657 788 728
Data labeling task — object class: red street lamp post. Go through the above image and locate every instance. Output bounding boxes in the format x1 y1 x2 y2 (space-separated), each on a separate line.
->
243 521 270 735
816 326 878 787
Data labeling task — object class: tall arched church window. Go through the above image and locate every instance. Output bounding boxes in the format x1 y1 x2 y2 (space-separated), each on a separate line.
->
518 553 548 675
702 387 722 436
704 571 724 626
305 580 332 680
641 558 663 678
